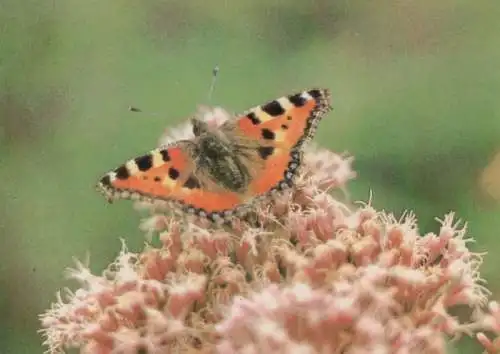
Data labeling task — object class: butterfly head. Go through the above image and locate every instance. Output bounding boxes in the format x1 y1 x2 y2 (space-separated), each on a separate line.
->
190 115 232 149
191 117 210 137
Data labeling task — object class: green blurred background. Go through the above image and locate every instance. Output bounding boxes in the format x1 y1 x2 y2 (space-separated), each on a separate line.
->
1 0 500 352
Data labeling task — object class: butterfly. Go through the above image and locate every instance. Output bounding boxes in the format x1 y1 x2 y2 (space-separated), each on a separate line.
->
97 88 332 223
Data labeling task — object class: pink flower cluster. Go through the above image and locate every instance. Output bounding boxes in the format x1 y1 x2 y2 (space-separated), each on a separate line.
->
40 110 496 353
477 301 500 353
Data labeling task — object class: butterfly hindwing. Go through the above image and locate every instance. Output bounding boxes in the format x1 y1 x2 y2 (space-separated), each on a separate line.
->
222 88 331 196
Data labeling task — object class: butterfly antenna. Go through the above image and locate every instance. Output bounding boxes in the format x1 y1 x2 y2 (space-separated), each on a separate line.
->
207 65 219 104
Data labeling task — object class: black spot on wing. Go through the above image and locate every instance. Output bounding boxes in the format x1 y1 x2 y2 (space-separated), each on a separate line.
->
100 174 111 186
258 146 274 160
308 89 322 99
154 176 162 182
261 128 275 140
183 175 201 189
247 112 261 125
168 167 180 180
160 149 170 162
261 100 285 116
281 124 289 130
135 154 153 171
115 165 130 180
288 93 307 107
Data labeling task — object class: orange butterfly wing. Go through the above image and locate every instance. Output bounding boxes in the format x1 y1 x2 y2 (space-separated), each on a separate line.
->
97 143 245 221
97 89 331 222
226 88 332 196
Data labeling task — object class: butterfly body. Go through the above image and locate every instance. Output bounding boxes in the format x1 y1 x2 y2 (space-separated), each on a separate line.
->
190 121 251 193
97 89 332 223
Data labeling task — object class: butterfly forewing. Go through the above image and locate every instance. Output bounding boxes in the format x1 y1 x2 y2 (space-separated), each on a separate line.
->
222 88 331 195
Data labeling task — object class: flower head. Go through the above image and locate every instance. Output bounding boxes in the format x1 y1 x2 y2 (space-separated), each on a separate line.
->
41 115 494 353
